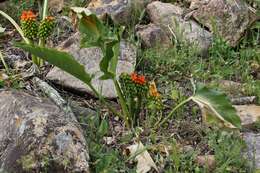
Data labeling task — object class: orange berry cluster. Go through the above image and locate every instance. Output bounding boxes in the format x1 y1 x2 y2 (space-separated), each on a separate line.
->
21 10 37 21
20 10 55 40
119 72 148 99
130 73 146 85
20 10 38 39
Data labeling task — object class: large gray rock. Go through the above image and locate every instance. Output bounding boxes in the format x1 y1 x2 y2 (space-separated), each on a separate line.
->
46 32 136 98
243 133 260 170
87 0 152 25
136 23 172 48
0 90 90 173
191 0 257 47
147 1 212 55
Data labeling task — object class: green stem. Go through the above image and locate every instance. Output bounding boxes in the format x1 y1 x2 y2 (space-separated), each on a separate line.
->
113 79 131 127
0 51 10 74
0 10 29 44
135 96 142 127
155 97 192 128
88 83 121 118
37 0 49 67
38 39 45 66
42 0 48 19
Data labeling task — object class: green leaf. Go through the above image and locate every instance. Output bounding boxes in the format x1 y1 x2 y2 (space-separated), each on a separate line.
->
99 40 120 79
75 8 107 48
98 118 109 137
191 84 241 129
15 43 92 85
73 8 123 79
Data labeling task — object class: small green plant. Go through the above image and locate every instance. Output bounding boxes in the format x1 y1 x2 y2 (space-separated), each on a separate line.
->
0 0 55 67
156 83 241 129
16 9 241 130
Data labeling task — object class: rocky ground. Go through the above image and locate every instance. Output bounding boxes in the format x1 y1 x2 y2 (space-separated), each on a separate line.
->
0 0 260 172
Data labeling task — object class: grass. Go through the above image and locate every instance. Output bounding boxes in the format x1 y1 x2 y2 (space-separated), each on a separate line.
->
79 109 251 173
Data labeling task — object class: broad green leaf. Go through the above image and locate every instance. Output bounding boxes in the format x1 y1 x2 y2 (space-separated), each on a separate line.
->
72 8 123 79
99 40 119 79
191 84 241 129
75 8 107 48
15 43 92 85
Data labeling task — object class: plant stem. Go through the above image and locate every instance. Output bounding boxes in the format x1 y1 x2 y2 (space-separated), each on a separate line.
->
0 51 10 74
113 79 131 127
37 0 49 67
0 10 29 44
155 97 192 128
42 0 48 19
88 83 121 119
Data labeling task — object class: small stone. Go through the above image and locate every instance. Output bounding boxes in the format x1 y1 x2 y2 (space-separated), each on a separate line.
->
103 136 114 145
182 145 194 153
196 155 216 170
136 23 172 48
49 0 64 13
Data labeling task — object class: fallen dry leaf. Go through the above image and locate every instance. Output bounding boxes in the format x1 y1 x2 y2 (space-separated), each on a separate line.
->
126 142 158 173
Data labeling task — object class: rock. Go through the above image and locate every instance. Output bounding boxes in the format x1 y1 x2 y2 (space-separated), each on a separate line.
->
0 90 90 173
218 80 243 97
191 0 257 47
181 145 194 153
147 1 212 55
46 32 136 98
69 100 97 117
219 80 242 89
49 0 64 13
136 23 172 48
243 132 260 170
231 96 257 105
196 155 216 171
234 105 260 128
87 0 152 25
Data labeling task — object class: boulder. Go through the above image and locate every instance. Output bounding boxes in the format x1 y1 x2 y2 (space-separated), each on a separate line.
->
191 0 257 47
243 132 260 170
136 23 172 48
0 90 90 173
46 32 136 98
87 0 152 25
147 1 212 55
